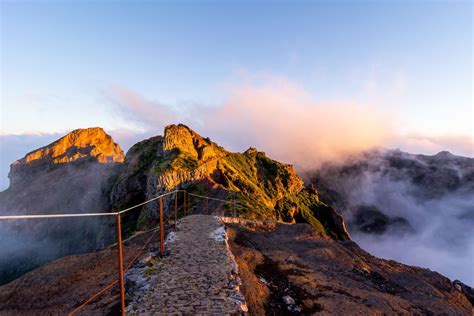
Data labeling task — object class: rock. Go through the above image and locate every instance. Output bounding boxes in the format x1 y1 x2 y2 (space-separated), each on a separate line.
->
227 221 473 315
209 226 227 242
165 231 178 244
282 295 295 305
110 124 350 240
453 280 474 305
352 205 413 235
9 127 124 187
142 255 154 266
0 123 351 286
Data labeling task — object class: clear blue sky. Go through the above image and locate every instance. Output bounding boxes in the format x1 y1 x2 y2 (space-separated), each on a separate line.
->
1 1 472 136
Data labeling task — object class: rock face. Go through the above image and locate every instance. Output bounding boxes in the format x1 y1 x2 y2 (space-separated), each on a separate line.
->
110 124 350 241
1 127 124 215
0 127 124 285
9 127 124 188
352 205 413 235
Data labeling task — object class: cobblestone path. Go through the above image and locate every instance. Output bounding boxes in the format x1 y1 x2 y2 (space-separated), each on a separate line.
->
126 215 247 315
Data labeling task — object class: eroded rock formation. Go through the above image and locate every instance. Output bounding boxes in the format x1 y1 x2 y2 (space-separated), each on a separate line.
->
110 124 349 240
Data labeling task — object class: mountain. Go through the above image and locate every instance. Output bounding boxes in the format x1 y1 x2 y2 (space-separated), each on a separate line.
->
0 124 348 285
0 125 472 313
308 148 474 285
0 127 125 284
110 124 349 240
227 220 473 315
1 127 124 214
310 149 474 233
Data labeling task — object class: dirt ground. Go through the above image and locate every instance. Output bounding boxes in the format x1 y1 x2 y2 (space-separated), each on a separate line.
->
225 221 473 315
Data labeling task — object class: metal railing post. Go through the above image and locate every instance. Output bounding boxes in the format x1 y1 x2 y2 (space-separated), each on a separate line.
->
115 214 126 316
159 196 165 257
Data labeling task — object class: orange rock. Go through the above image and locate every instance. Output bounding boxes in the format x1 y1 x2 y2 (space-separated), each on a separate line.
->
12 127 124 170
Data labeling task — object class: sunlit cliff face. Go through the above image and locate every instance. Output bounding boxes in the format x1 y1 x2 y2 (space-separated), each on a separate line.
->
11 127 124 167
7 127 125 189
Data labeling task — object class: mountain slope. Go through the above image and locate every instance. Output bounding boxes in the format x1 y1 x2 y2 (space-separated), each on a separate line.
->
226 220 473 315
110 124 349 240
308 148 474 285
0 125 472 313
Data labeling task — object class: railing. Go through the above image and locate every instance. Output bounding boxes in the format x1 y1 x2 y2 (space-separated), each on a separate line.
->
0 189 247 315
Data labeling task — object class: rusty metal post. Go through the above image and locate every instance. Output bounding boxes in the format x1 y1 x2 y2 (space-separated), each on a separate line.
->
115 214 125 316
159 196 165 257
174 191 178 229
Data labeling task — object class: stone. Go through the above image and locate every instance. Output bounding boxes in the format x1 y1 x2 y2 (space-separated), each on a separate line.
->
125 215 247 314
283 295 295 305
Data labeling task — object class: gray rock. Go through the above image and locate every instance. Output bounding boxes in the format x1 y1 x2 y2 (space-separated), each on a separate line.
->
283 295 295 305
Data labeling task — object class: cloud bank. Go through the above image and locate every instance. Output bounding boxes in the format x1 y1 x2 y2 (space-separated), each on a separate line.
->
104 78 393 169
2 76 471 189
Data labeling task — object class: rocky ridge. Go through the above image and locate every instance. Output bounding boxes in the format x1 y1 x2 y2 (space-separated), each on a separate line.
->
8 127 124 188
310 149 474 234
0 124 472 314
110 124 349 241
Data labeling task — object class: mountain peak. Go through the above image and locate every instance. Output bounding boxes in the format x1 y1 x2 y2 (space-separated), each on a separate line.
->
9 127 124 186
14 127 124 166
163 124 225 161
434 150 454 158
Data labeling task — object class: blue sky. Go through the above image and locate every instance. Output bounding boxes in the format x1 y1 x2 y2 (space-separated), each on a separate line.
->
0 1 472 189
2 1 472 134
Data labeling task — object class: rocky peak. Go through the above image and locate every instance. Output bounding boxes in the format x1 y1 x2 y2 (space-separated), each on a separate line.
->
244 147 258 155
163 124 225 161
9 127 124 186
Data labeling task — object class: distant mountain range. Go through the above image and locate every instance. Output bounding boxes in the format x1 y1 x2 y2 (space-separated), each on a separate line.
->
307 148 474 287
309 148 473 234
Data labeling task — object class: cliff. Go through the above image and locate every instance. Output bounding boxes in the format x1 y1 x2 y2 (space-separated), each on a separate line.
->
110 124 350 241
8 127 124 188
0 127 124 285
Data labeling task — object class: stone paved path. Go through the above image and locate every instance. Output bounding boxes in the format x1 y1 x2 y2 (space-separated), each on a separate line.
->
126 215 247 315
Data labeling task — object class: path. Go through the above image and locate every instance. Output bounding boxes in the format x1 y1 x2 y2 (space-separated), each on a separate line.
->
126 214 247 315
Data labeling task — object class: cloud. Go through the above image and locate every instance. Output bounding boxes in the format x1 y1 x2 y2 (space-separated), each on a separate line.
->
105 77 392 169
205 78 392 168
338 169 474 285
0 133 63 190
391 133 474 157
104 85 178 132
2 74 471 191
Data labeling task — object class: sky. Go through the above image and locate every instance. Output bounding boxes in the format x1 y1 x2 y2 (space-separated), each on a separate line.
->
0 1 473 189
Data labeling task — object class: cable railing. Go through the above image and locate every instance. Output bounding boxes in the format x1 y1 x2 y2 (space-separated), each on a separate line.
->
0 189 250 315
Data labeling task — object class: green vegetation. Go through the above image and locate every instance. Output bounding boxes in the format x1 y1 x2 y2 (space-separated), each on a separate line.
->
111 124 350 241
